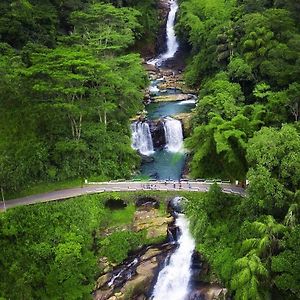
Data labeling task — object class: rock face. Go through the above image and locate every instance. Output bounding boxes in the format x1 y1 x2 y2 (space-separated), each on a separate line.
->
93 244 175 300
156 0 170 55
93 205 174 300
156 69 197 94
149 120 166 148
133 207 173 240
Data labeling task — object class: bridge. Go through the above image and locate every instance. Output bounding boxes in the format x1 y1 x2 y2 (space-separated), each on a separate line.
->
0 180 245 211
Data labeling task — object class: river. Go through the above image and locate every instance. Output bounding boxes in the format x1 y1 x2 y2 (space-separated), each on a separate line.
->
132 1 197 299
131 0 196 181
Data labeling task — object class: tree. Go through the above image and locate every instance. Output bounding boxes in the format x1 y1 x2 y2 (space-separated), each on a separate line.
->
242 215 286 258
272 226 300 299
231 253 270 300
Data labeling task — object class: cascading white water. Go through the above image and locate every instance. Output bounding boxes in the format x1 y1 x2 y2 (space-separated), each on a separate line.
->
164 117 184 152
151 214 195 300
148 0 179 66
162 0 179 60
131 122 154 156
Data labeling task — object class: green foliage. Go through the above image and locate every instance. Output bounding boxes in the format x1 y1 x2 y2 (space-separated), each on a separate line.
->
272 226 300 298
0 0 152 194
0 191 172 298
0 194 106 299
99 230 146 264
179 0 300 299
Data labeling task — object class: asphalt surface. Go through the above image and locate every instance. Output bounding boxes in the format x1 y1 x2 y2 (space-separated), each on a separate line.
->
0 181 246 210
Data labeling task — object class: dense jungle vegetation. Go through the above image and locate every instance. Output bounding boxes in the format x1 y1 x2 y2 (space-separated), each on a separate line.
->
0 192 153 299
1 0 299 299
0 0 160 194
177 0 300 299
0 191 180 299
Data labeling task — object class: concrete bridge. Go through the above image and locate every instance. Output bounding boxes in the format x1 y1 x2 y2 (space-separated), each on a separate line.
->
0 180 245 211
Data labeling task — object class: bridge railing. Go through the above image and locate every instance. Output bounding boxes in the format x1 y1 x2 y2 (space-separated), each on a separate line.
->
85 179 235 185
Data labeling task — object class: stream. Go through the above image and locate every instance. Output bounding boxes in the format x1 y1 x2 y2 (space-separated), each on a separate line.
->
132 0 197 299
131 0 196 181
94 3 227 300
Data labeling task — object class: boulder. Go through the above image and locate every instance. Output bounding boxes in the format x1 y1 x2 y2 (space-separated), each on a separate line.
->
141 248 162 261
143 63 157 73
141 155 155 164
152 93 194 102
95 274 110 289
122 258 158 300
94 288 114 300
133 208 173 240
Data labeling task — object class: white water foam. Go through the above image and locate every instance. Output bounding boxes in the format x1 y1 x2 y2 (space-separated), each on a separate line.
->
164 117 184 152
147 0 179 66
151 214 195 300
131 122 154 156
178 99 196 105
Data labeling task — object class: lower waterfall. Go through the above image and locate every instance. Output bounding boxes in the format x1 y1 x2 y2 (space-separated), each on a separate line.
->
164 117 184 152
131 122 154 156
151 214 195 300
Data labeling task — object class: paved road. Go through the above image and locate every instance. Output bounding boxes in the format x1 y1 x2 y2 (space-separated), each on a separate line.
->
0 181 245 210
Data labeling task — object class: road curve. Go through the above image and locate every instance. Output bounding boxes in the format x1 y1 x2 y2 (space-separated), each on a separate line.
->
0 181 245 211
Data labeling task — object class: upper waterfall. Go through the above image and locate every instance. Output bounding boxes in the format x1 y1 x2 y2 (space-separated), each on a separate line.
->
131 122 154 156
148 0 179 66
164 117 184 152
151 214 195 300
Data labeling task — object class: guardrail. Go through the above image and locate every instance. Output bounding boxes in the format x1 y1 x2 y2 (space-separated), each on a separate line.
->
86 179 236 185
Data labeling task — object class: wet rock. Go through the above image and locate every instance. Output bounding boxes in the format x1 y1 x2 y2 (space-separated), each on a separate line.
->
149 120 166 148
141 248 162 261
153 93 194 102
156 0 170 55
169 196 189 213
122 275 149 300
143 63 157 73
96 274 110 289
141 155 155 163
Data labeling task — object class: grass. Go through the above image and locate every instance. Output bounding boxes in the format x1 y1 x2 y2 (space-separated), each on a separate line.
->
108 204 136 226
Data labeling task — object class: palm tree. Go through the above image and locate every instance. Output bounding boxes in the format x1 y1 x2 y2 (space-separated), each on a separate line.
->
242 216 286 259
231 253 270 300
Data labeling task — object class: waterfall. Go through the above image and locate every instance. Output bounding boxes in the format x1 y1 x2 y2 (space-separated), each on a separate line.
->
151 214 195 300
148 0 179 66
161 0 179 61
164 117 184 152
131 122 154 156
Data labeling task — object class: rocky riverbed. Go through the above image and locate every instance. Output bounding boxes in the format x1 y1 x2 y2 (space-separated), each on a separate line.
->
93 197 228 300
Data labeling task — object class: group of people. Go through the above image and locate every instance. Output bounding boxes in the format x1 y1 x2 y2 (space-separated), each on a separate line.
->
140 180 192 190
